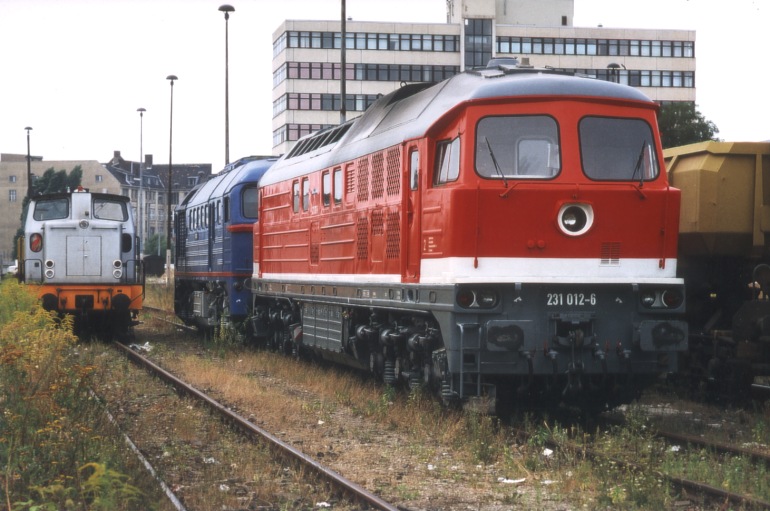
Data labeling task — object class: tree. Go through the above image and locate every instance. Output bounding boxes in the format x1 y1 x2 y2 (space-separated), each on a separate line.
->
658 103 719 149
142 233 167 257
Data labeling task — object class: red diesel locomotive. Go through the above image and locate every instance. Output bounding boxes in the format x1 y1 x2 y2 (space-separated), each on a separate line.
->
250 60 687 411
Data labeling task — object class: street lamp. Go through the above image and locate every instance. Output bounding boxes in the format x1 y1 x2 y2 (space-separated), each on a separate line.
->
25 126 32 199
137 107 146 254
219 4 234 165
166 74 177 282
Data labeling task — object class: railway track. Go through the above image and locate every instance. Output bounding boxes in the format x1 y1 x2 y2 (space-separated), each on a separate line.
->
594 411 770 509
510 419 770 510
130 305 769 509
602 414 770 467
111 340 403 511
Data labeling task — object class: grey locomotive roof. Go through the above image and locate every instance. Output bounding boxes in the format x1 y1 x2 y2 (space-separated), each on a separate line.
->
179 156 277 210
259 68 655 186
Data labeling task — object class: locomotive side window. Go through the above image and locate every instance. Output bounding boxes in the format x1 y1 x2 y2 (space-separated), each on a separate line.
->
410 149 419 190
93 199 128 221
434 137 460 184
475 115 560 179
302 177 310 211
293 181 300 213
33 198 69 220
333 168 343 204
579 117 659 181
322 171 331 207
242 186 259 218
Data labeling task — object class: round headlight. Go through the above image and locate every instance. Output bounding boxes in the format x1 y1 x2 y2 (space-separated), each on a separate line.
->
79 220 90 229
640 291 656 307
44 269 55 279
113 259 123 269
662 289 683 309
457 289 475 308
558 203 593 236
45 259 55 269
113 269 123 279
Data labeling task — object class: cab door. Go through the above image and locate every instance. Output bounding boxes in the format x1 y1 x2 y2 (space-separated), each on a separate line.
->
405 143 421 282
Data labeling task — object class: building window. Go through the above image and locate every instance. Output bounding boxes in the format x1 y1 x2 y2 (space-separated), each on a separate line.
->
9 175 17 183
95 175 103 183
276 62 458 87
9 190 17 202
281 30 459 53
496 36 694 59
282 92 380 113
464 18 492 69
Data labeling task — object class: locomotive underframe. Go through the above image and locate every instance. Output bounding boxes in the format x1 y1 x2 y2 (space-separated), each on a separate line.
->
252 278 687 409
174 277 252 332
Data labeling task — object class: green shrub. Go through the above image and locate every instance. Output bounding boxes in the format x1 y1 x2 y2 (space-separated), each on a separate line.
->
0 280 150 510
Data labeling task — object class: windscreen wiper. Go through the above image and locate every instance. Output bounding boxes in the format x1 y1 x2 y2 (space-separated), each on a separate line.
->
631 141 647 188
484 137 508 188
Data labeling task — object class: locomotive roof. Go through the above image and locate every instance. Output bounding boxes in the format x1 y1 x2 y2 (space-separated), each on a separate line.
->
178 155 276 209
260 66 656 186
30 190 130 203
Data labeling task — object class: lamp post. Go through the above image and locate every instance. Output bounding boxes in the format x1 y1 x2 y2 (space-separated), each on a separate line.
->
166 75 177 283
25 126 32 199
219 4 234 166
137 107 146 254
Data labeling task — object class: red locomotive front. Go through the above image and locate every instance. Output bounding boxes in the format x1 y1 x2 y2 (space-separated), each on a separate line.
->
252 66 687 411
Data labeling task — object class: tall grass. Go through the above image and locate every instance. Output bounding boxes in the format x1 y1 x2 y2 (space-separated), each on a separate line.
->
0 279 155 510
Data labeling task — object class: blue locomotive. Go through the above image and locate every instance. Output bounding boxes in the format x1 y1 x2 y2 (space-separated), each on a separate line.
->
174 156 276 334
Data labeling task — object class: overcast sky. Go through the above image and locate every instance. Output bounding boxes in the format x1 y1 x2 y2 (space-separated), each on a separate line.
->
0 0 767 173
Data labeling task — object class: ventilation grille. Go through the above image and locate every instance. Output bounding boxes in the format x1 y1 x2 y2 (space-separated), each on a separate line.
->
600 242 621 266
371 210 384 236
357 157 370 202
371 152 385 199
386 147 401 196
386 212 401 260
352 148 402 203
356 217 369 260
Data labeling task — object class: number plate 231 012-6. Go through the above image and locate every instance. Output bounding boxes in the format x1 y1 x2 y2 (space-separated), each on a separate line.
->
546 292 597 307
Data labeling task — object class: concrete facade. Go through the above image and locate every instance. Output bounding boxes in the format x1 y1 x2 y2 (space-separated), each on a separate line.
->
272 0 695 154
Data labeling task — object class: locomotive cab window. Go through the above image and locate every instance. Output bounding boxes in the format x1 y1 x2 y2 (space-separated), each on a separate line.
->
243 186 259 218
33 198 69 221
475 115 560 179
434 137 460 185
579 117 659 181
293 181 300 213
93 199 128 221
